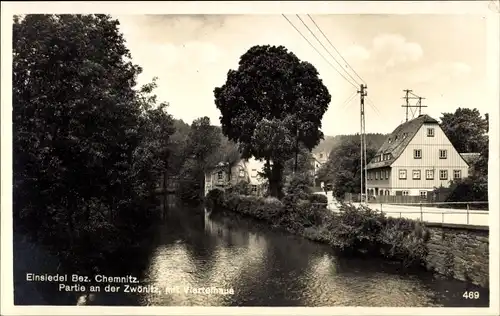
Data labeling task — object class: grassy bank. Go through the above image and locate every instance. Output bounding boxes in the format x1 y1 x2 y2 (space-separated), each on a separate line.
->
205 187 431 269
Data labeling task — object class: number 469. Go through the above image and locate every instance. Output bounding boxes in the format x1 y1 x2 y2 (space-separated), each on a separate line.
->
463 291 480 299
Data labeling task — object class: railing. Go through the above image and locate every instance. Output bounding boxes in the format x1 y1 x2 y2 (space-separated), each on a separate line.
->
306 194 489 225
350 201 489 225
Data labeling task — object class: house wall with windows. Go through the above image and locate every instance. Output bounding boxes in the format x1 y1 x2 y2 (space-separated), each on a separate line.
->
204 157 267 196
366 114 469 198
390 122 469 196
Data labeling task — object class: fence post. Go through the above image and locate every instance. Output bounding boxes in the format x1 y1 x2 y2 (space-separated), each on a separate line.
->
441 212 444 224
467 203 470 225
420 202 423 221
380 203 383 213
399 212 402 218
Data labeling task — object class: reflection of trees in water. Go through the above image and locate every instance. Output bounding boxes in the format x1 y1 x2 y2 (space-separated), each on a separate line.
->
226 228 323 306
140 205 269 306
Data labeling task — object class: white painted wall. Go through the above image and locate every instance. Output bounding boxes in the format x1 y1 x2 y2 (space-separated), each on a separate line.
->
390 122 469 194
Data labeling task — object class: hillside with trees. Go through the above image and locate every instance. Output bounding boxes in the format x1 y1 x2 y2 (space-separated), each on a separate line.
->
313 133 387 155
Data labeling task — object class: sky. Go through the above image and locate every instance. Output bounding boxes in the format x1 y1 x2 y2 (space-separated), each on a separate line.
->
114 14 489 136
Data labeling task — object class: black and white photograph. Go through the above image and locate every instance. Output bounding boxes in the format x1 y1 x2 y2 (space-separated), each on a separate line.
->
1 1 499 315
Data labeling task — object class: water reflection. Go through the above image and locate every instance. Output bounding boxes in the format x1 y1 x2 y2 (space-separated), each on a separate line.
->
135 204 488 307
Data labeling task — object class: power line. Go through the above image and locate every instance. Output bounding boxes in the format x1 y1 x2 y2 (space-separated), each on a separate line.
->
295 14 361 88
366 97 382 118
307 14 366 85
339 90 358 112
281 14 359 90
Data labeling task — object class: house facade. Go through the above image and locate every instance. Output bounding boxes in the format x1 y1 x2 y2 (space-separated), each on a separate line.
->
366 114 469 198
204 157 267 196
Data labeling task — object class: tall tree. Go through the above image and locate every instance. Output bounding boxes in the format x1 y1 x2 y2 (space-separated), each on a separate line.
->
214 45 331 198
12 14 173 267
439 108 489 153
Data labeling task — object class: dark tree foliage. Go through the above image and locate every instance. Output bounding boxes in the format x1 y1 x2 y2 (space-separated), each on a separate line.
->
214 45 331 198
438 108 489 204
440 108 488 153
322 138 378 200
13 14 174 272
316 134 384 182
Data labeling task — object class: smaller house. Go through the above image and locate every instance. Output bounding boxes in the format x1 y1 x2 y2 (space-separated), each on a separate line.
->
204 157 267 196
313 151 329 165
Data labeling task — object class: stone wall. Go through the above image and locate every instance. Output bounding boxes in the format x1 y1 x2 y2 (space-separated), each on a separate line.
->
424 223 489 288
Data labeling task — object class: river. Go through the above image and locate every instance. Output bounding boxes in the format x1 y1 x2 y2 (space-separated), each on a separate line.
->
14 199 489 307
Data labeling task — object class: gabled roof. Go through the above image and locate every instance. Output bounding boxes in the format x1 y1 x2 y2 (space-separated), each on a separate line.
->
366 114 439 170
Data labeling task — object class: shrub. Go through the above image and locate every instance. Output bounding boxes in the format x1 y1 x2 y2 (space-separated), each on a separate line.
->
205 188 225 210
328 203 386 253
377 217 430 267
285 172 312 198
226 181 251 196
308 193 328 205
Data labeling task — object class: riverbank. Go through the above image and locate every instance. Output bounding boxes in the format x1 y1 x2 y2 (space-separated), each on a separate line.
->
205 188 489 288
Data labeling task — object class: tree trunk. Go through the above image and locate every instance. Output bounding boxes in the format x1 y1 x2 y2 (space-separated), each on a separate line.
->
269 161 284 199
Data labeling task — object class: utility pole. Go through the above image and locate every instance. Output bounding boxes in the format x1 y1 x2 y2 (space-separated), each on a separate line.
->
401 89 427 122
402 89 412 122
358 84 368 204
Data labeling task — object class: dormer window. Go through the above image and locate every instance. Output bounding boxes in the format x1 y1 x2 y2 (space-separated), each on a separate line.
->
394 135 398 140
388 138 392 144
403 133 408 139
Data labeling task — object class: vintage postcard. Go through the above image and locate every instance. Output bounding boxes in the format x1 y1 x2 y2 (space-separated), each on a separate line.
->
1 1 499 316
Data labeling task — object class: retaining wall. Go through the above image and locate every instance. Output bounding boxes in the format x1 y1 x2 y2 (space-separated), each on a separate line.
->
424 223 489 288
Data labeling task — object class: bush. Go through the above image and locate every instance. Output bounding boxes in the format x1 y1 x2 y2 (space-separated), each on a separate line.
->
226 181 251 196
205 188 225 210
377 217 430 267
285 172 312 198
219 193 285 222
328 203 386 253
308 193 328 205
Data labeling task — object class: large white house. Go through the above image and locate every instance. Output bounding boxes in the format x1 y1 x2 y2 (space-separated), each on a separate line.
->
365 114 469 198
204 157 267 196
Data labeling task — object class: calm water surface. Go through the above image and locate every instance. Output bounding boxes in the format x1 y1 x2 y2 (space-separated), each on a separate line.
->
15 201 490 307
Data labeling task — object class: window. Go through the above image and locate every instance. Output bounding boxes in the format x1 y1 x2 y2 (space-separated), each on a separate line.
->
403 133 408 139
386 190 390 196
239 169 245 178
399 169 407 180
388 138 392 144
439 149 447 159
251 185 257 193
427 128 435 137
412 170 421 180
251 169 257 178
385 170 389 179
217 171 224 180
425 169 434 180
453 170 462 179
414 149 422 159
402 190 409 196
319 153 323 159
439 170 448 180
420 191 428 198
375 172 379 180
